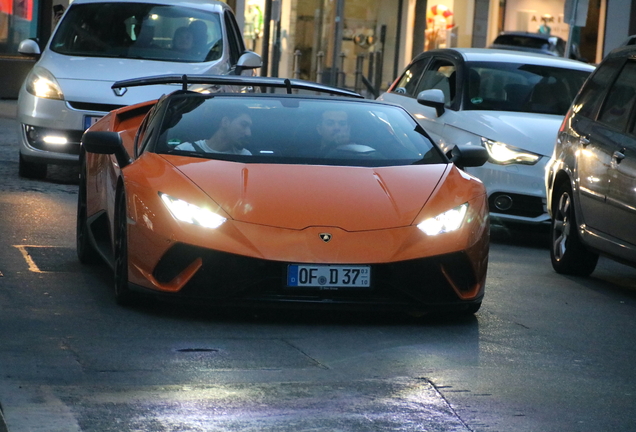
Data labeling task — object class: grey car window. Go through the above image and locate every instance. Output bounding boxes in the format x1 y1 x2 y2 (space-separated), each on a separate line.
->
464 62 590 114
415 60 457 107
390 59 429 97
574 58 623 119
598 61 636 131
50 3 223 63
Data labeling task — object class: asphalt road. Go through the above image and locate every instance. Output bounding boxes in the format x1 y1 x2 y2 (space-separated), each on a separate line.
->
1 112 636 432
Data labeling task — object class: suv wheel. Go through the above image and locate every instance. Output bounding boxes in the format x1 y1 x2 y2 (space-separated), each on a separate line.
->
550 182 599 276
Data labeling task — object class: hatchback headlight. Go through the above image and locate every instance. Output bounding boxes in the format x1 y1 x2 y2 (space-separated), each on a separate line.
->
25 66 64 100
160 193 226 229
481 138 541 165
417 203 468 236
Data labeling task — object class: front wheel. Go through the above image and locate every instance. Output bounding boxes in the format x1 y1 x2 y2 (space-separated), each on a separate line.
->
114 190 139 306
76 156 100 264
550 182 598 276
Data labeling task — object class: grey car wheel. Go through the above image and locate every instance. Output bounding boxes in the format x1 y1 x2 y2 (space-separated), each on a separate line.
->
550 182 598 276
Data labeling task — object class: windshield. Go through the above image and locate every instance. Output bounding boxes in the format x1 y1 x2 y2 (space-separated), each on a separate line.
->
156 95 445 167
50 3 223 63
464 61 592 115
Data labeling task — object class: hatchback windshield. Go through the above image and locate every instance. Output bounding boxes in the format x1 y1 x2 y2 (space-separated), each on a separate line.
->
464 61 591 115
157 96 445 167
51 3 223 62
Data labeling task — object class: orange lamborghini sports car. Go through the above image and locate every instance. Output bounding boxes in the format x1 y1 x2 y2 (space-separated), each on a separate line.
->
77 75 490 315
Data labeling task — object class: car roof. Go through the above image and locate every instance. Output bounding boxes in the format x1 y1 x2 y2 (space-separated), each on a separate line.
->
67 0 230 12
606 43 636 58
494 31 565 42
411 48 595 71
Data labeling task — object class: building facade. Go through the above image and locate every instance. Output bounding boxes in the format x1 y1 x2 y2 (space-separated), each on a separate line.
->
1 0 635 99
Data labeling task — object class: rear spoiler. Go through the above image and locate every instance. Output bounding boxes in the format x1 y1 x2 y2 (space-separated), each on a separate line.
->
112 74 363 98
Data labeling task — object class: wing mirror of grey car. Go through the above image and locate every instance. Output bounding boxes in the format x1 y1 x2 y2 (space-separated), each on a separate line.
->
235 51 262 75
18 39 41 57
417 89 446 117
82 131 131 168
447 145 489 169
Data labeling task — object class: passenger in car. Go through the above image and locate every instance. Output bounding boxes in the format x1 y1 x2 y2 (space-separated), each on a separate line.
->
174 104 253 155
188 20 208 55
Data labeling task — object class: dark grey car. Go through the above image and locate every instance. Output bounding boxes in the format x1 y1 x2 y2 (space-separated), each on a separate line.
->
545 44 636 275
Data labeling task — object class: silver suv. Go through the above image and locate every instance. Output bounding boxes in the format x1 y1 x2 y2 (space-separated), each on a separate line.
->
17 0 261 179
546 45 636 275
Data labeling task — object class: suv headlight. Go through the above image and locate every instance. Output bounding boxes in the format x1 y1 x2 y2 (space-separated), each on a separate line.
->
25 66 64 100
481 138 541 165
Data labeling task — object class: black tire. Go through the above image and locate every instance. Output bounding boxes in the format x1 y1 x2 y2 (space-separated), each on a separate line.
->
76 156 100 264
18 153 47 179
114 190 139 306
550 182 599 276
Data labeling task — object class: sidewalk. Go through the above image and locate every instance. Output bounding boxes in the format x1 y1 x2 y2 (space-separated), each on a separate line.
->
0 99 17 119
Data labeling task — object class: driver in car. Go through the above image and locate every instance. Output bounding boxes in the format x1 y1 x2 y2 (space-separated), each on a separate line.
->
316 110 352 154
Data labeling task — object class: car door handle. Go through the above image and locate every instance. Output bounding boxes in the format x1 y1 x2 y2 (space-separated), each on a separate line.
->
613 150 626 162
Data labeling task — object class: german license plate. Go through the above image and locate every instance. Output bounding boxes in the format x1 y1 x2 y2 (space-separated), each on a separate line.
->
287 264 371 288
84 115 103 130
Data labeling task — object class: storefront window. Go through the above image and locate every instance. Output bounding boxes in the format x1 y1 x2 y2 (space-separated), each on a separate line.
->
502 0 569 40
0 0 38 54
424 0 475 50
292 0 400 93
244 0 264 52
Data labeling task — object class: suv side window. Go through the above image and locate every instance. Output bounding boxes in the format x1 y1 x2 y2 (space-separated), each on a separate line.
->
598 61 636 130
390 59 429 97
575 58 623 119
415 59 457 107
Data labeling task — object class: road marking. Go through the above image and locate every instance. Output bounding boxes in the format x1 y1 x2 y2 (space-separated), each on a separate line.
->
13 245 55 273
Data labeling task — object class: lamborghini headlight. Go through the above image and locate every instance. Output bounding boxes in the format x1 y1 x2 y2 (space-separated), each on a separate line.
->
481 138 541 165
417 203 468 236
25 66 64 100
160 193 226 229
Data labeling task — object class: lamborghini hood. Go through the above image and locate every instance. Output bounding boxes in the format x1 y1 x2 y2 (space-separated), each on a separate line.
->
169 159 450 231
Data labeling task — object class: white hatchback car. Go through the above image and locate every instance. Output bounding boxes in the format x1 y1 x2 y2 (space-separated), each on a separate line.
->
17 0 261 178
379 48 594 225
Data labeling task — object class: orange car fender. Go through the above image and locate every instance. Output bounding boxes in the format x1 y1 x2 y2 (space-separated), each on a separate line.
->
122 153 231 289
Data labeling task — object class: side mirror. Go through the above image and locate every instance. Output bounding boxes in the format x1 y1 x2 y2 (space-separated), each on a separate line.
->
235 51 262 75
447 145 489 169
417 89 446 117
82 131 131 168
18 39 41 56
